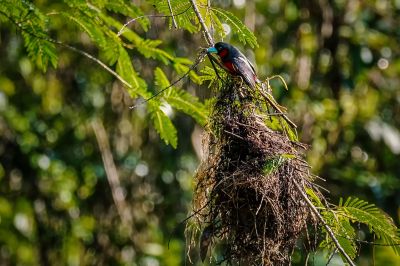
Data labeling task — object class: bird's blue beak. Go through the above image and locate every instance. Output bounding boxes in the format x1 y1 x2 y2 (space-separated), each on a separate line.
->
207 47 218 54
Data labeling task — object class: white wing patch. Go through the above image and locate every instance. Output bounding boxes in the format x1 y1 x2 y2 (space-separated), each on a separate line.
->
232 56 257 88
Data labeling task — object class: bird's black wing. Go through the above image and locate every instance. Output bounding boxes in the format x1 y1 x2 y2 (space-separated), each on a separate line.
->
232 55 257 88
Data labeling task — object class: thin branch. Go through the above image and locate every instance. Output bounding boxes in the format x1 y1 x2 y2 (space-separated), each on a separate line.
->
326 248 337 265
91 119 134 229
189 0 214 46
292 180 356 266
257 87 297 129
117 5 192 36
129 49 208 108
167 0 178 28
57 42 132 89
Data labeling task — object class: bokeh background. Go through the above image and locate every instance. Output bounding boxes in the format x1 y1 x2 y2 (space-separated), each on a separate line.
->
0 0 399 265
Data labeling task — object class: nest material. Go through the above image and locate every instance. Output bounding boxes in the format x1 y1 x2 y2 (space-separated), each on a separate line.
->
190 80 318 265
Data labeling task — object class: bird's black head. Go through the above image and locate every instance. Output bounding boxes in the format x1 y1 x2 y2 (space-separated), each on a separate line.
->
214 42 230 52
210 42 233 59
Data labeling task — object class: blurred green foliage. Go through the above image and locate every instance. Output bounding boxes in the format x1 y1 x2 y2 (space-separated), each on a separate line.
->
0 0 400 265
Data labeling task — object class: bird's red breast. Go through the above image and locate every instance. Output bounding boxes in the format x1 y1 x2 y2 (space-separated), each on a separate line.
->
223 61 235 73
218 48 228 58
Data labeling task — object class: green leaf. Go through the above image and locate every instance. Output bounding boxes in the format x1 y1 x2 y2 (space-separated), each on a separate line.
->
199 66 223 88
152 0 197 32
320 213 357 260
338 197 400 255
305 188 323 207
22 32 58 72
61 12 107 48
105 0 149 31
136 40 173 65
154 67 171 89
101 41 120 65
172 58 202 85
2 0 58 71
210 11 226 40
116 47 149 98
99 14 173 65
149 102 178 148
155 68 208 126
211 8 258 48
262 155 287 175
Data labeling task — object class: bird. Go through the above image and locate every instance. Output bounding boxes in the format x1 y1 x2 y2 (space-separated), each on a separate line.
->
207 42 297 129
207 42 260 89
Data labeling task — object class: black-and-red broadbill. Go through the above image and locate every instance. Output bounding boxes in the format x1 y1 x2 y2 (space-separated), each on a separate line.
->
207 42 260 89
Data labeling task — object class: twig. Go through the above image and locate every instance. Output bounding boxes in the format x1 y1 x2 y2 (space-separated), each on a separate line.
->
224 130 245 140
326 248 337 265
58 42 132 89
189 0 214 46
257 87 297 129
304 253 310 266
129 50 208 108
117 5 192 36
167 0 178 28
292 180 356 266
91 119 133 229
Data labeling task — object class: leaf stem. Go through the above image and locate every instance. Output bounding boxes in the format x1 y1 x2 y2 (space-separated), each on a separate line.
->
292 181 356 266
167 0 178 28
189 0 214 46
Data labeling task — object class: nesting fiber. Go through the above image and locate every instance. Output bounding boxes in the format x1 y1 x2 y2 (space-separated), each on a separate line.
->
190 80 318 265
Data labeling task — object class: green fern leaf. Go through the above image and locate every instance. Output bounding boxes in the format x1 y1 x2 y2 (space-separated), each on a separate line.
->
136 40 174 64
22 32 58 72
338 197 400 255
104 0 149 31
2 0 58 71
172 58 202 85
262 155 288 175
61 12 107 48
152 0 197 32
116 47 149 98
211 8 258 48
154 68 208 126
101 41 120 65
320 210 357 260
99 14 173 64
154 67 171 89
199 66 224 88
209 11 226 40
149 102 178 148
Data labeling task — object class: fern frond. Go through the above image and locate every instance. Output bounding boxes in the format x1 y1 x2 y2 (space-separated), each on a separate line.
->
152 0 197 32
210 7 258 48
209 11 226 40
172 58 202 85
104 0 149 31
154 68 208 126
116 47 149 98
22 32 58 72
136 40 174 64
99 14 174 65
320 211 357 260
61 12 107 48
338 197 400 255
199 66 224 88
148 102 178 148
1 0 58 71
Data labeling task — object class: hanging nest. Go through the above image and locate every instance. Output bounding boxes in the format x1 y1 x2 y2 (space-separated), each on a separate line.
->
187 78 320 265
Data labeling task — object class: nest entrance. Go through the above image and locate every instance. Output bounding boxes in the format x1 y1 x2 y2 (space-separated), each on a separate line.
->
189 79 318 265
